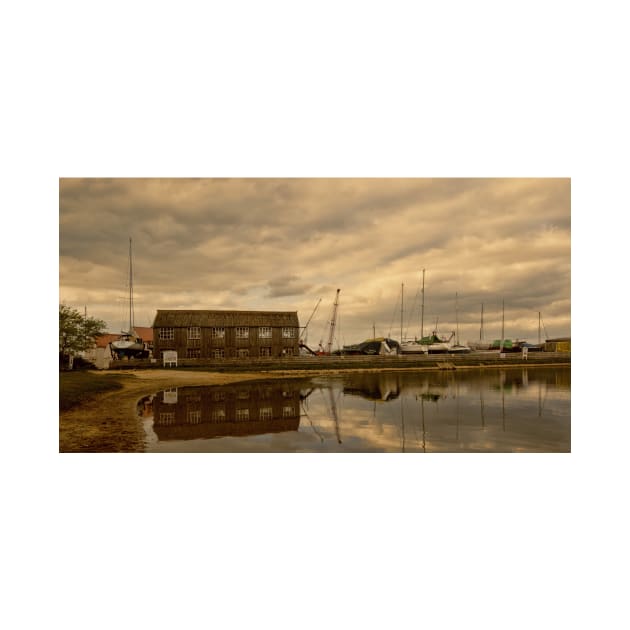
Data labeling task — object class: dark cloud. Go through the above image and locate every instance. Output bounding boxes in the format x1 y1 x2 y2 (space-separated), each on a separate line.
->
266 275 313 298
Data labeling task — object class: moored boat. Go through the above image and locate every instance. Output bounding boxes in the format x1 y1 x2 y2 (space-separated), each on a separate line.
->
400 331 470 354
340 337 401 355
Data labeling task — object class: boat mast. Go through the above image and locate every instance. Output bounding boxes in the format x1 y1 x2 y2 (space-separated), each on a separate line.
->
128 237 134 332
538 311 541 345
400 283 404 342
420 269 425 339
480 303 484 343
500 299 505 353
455 292 460 345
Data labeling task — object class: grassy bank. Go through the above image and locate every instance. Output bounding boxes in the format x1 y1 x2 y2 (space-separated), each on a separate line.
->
59 371 146 452
59 371 133 411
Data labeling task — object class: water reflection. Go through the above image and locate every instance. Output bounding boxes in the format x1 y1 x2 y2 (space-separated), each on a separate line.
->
138 367 570 452
140 379 308 443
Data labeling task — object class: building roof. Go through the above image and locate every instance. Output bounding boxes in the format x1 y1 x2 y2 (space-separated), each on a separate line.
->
94 333 122 349
133 326 154 342
153 309 299 328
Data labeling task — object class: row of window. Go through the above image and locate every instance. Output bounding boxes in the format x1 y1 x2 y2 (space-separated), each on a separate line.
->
183 347 293 359
158 327 296 341
158 405 296 425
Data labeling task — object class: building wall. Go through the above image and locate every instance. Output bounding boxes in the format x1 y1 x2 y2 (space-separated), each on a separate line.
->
544 340 571 352
153 311 300 360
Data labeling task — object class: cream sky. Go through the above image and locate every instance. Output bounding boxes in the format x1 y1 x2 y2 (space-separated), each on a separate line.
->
59 177 570 345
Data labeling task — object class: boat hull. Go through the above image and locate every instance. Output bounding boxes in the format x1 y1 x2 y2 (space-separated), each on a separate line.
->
111 336 149 359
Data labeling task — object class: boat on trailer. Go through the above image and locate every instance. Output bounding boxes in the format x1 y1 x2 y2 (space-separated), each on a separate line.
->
110 238 151 360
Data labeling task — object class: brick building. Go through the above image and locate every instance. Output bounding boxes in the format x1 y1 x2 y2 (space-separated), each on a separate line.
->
152 309 300 360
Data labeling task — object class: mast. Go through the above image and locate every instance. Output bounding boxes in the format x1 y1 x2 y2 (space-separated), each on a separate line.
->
480 303 484 343
500 299 505 353
400 283 404 342
538 311 541 345
420 269 425 338
128 237 134 332
455 292 460 345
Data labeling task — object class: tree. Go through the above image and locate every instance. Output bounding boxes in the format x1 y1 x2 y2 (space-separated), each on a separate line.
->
59 304 107 360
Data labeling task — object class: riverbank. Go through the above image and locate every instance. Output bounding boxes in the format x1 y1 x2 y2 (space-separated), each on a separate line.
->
59 360 570 452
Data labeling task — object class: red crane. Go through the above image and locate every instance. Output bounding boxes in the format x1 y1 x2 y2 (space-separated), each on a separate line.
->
322 289 341 355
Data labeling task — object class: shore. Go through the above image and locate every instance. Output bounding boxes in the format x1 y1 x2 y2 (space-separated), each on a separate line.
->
59 361 570 453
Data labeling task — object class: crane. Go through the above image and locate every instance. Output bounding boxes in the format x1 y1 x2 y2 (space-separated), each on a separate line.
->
322 289 341 355
300 298 321 344
299 298 322 356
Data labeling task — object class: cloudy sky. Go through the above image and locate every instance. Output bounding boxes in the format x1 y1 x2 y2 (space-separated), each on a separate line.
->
59 177 570 345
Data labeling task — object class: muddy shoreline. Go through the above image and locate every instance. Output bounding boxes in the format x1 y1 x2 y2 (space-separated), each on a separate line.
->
59 363 570 452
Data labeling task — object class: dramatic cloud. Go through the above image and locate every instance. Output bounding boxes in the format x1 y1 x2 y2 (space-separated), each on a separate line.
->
59 178 570 344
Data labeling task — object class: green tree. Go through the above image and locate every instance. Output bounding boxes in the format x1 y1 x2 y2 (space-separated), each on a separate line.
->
59 304 107 359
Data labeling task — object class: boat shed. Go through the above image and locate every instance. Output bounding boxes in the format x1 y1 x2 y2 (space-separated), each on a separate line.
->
152 309 300 360
544 337 571 352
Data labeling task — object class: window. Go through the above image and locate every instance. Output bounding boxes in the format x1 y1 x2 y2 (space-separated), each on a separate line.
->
186 348 201 359
259 326 272 339
282 348 293 356
259 407 273 420
211 408 226 422
187 410 201 424
237 348 249 359
159 412 175 424
211 327 225 338
159 328 174 341
282 405 294 417
236 327 249 339
236 408 250 421
188 327 200 339
237 390 250 400
260 347 272 357
212 348 225 359
212 391 226 402
282 327 295 338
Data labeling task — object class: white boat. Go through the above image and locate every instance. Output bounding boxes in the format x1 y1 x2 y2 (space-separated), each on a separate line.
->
399 272 471 355
111 331 147 358
400 331 469 354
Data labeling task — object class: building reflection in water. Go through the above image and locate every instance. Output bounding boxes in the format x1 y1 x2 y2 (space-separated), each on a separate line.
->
141 379 309 441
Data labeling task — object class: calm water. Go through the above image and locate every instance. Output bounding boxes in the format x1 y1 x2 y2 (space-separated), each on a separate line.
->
138 367 570 452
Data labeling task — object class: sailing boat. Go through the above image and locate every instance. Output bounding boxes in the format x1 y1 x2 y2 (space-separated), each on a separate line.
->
400 330 458 354
399 271 470 354
110 238 150 359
